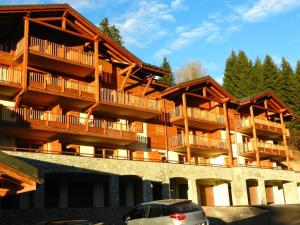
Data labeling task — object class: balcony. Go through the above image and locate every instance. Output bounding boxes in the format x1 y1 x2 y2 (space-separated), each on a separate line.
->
0 66 22 98
236 117 288 139
169 134 228 156
22 72 95 109
15 37 95 77
0 106 136 146
238 141 292 159
96 88 162 120
169 106 225 131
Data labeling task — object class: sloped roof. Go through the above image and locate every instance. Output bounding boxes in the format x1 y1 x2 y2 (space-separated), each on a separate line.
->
0 4 169 76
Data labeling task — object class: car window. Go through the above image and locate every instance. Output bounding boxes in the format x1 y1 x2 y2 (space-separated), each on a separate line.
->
173 202 201 213
162 206 174 216
130 208 145 219
147 205 162 218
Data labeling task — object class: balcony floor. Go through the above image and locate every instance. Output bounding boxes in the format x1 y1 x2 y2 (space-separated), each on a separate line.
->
0 120 136 146
21 90 94 111
170 144 228 157
237 126 283 139
0 83 22 98
239 148 287 160
15 51 94 78
170 116 225 131
95 101 161 120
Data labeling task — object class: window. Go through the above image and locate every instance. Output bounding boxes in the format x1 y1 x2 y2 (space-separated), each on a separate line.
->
147 205 162 218
130 207 145 219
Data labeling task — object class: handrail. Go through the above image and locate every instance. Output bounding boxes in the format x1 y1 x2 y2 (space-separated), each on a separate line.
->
169 133 227 150
236 117 282 129
169 105 225 124
29 72 95 94
28 36 94 66
100 88 161 112
0 106 135 133
0 66 22 85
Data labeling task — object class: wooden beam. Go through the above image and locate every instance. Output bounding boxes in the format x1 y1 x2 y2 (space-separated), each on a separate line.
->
250 105 260 167
119 63 136 76
29 18 93 41
203 87 207 97
182 93 191 163
107 50 126 63
209 86 226 99
280 112 290 170
22 16 29 89
94 40 100 102
223 102 233 167
74 20 96 37
103 42 133 64
66 18 90 36
142 75 155 97
119 67 132 92
186 92 223 104
35 17 62 22
253 104 279 114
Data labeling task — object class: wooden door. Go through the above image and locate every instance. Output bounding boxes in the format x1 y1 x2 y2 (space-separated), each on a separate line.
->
265 186 274 204
248 186 259 205
200 185 214 206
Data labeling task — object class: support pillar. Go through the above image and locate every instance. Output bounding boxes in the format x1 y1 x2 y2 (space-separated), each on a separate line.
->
231 176 248 206
223 102 233 167
188 179 199 204
109 175 119 207
94 39 100 102
143 179 153 202
182 93 191 163
250 106 260 167
283 182 299 204
93 181 104 207
19 192 30 209
22 16 29 89
59 181 68 208
258 180 267 205
280 112 290 170
125 182 134 207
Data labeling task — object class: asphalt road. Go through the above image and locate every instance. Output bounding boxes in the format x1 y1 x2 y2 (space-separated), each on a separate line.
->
209 205 300 225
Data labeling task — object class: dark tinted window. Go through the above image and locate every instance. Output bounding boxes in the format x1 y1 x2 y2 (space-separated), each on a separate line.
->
164 202 201 214
162 206 174 216
147 205 162 218
130 208 145 219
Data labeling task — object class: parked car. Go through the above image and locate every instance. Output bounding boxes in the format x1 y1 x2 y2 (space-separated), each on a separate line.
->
36 220 94 225
122 199 209 225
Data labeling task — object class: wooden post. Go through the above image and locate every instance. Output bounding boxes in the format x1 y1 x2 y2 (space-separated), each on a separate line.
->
142 75 154 97
22 16 30 89
182 93 191 163
223 102 233 167
94 39 100 102
280 112 290 170
203 87 207 97
119 68 132 92
250 106 260 167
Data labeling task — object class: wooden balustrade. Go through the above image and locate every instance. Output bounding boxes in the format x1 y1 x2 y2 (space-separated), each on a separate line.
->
28 36 94 66
237 117 282 130
169 105 225 124
0 66 22 85
100 88 161 112
170 134 227 150
0 106 135 135
29 72 95 97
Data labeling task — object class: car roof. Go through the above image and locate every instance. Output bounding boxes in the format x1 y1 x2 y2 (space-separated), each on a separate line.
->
140 199 192 206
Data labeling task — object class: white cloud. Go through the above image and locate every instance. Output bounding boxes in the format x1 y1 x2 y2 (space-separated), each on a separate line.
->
115 0 177 47
235 0 300 22
171 0 188 10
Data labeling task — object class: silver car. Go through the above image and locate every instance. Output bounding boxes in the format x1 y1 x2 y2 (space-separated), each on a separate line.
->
122 199 209 225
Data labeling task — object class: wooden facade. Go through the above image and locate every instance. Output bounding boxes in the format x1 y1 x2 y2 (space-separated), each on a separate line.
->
0 4 294 171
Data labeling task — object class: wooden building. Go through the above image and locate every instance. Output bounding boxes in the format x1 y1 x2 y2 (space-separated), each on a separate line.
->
0 4 297 211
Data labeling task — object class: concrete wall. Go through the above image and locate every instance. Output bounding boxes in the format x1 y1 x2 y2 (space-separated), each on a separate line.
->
3 151 300 207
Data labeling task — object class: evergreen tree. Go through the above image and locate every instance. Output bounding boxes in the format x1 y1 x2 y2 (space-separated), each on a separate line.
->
262 55 280 92
159 57 175 85
292 61 300 115
250 57 264 94
277 58 294 106
99 18 123 46
236 50 253 98
223 50 240 98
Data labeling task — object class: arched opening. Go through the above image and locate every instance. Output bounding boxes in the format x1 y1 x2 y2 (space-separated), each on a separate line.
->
197 179 231 206
246 179 259 205
119 175 143 207
170 177 188 199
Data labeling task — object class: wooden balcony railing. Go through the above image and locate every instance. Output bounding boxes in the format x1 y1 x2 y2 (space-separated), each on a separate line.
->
100 88 161 112
169 134 227 150
169 105 225 124
29 72 95 99
0 66 22 85
15 37 95 66
0 106 135 137
238 140 292 157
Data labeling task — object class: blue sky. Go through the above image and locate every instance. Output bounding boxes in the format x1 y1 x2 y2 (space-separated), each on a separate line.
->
2 0 300 83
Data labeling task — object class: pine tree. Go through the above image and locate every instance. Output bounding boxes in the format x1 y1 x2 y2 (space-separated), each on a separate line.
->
236 50 253 98
223 50 240 98
262 55 279 92
250 57 264 94
158 57 175 85
99 18 123 46
293 61 300 115
277 58 294 106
